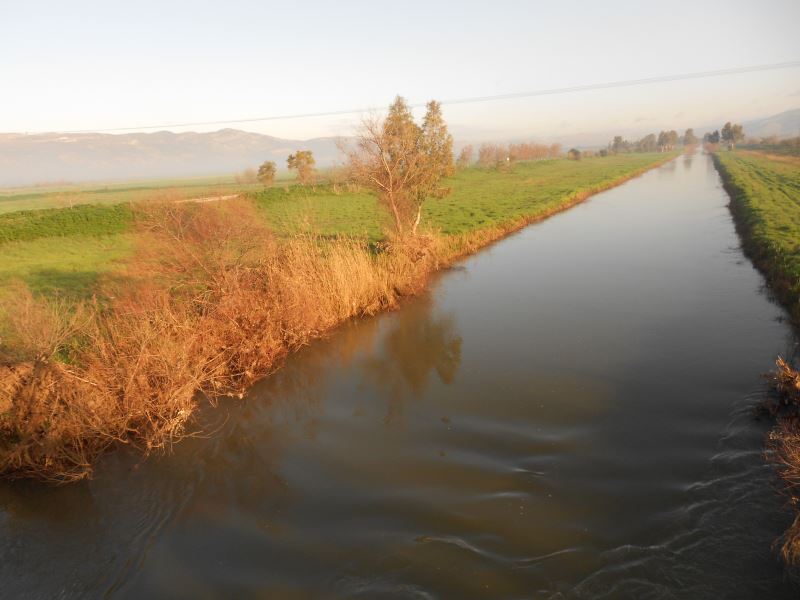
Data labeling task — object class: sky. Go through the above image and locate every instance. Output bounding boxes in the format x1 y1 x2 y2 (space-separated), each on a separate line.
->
2 0 799 142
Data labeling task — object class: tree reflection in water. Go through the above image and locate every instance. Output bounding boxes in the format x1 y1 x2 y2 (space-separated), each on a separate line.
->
360 297 462 424
249 291 462 426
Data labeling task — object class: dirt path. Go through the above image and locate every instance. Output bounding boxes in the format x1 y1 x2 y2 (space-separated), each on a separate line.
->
175 193 240 204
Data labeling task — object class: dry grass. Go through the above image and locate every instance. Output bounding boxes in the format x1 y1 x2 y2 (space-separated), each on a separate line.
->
0 198 444 482
765 358 800 563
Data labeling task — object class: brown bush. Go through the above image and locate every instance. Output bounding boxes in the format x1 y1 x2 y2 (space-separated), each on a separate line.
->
0 198 443 482
765 358 800 563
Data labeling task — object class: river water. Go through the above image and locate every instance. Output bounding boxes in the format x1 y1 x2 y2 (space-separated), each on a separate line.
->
2 151 799 599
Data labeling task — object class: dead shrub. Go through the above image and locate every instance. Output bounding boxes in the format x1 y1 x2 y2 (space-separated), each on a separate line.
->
0 282 88 363
0 197 446 482
765 358 800 563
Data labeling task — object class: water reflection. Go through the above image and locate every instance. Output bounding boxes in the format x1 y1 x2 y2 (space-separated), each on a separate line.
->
361 299 462 423
250 292 462 426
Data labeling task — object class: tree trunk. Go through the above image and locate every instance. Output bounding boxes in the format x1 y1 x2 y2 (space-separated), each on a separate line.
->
387 193 404 236
411 206 422 236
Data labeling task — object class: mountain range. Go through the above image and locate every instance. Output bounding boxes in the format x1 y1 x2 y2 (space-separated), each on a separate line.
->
0 129 343 187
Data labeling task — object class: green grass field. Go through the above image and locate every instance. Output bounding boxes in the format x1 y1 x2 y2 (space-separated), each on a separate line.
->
251 153 670 237
0 154 671 299
739 139 800 158
714 150 800 320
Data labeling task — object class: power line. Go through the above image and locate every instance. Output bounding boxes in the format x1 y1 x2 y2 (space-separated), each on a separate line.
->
43 60 800 134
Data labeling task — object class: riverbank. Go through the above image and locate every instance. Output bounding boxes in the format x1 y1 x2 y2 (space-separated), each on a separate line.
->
0 153 675 482
712 149 800 563
713 151 800 324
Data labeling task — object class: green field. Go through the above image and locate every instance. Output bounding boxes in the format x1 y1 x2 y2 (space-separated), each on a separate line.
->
0 154 672 299
252 153 671 237
714 150 800 320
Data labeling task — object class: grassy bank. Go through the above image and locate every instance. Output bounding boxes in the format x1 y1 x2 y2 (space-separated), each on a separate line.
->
713 151 800 323
0 153 674 482
713 150 800 563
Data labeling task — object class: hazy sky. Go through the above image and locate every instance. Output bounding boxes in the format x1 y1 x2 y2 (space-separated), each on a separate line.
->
2 0 799 141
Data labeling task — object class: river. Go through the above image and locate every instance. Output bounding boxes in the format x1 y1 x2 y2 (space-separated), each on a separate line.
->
2 151 798 599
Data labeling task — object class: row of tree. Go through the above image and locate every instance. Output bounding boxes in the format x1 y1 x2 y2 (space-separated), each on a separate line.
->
607 122 745 153
256 150 317 187
703 122 744 148
609 129 686 154
257 138 563 187
468 142 562 168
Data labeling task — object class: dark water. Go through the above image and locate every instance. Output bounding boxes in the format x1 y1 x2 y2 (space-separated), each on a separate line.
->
2 152 799 599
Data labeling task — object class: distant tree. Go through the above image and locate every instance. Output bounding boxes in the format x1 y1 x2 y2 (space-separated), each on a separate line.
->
477 144 494 167
683 128 698 146
704 130 721 144
235 167 258 184
456 144 474 169
611 136 629 154
478 143 509 168
257 161 276 186
548 143 562 158
721 122 744 148
666 130 679 150
637 133 657 152
287 150 316 185
598 148 608 157
567 148 581 160
345 95 454 236
656 130 668 151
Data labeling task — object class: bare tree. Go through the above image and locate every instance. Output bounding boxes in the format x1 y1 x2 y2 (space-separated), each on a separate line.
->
345 96 454 237
456 144 474 169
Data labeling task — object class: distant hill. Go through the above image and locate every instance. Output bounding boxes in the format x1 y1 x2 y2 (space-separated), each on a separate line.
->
740 109 800 139
0 129 344 187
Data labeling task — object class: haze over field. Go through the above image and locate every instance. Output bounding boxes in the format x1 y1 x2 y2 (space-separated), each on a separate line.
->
1 109 798 187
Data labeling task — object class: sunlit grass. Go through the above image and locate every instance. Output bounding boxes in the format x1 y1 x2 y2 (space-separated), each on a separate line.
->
0 234 132 299
715 150 800 319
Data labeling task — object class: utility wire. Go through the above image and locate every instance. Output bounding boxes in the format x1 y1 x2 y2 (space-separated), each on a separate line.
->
41 60 800 134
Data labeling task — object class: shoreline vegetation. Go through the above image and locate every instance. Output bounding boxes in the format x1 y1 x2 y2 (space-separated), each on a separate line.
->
0 149 676 483
712 149 800 563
